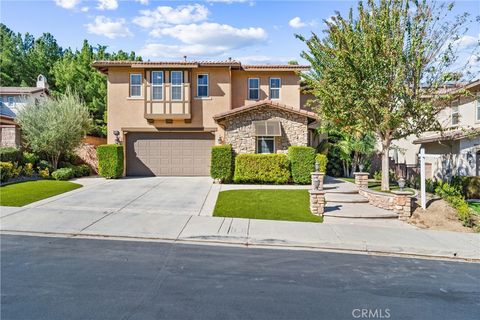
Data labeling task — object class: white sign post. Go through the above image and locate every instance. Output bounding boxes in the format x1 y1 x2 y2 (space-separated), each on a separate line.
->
419 148 426 210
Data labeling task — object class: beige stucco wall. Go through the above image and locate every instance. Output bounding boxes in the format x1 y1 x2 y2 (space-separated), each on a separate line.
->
106 66 305 144
231 71 301 109
220 106 309 154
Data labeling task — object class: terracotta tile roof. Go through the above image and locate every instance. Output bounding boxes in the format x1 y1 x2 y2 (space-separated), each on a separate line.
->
0 87 46 94
241 65 310 71
213 100 319 122
413 127 480 144
92 60 310 71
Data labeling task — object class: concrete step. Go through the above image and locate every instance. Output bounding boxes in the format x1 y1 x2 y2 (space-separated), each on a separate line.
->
323 203 399 219
325 193 368 203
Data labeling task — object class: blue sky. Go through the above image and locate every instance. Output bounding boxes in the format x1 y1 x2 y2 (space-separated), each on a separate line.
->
1 0 479 68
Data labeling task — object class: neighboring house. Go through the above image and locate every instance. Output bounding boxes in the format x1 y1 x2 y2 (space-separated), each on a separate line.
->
391 79 480 180
0 75 49 148
92 60 319 176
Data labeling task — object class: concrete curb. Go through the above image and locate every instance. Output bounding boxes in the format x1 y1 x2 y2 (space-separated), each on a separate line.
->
1 230 478 263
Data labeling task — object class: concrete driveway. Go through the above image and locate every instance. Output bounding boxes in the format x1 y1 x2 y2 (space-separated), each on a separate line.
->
27 177 217 216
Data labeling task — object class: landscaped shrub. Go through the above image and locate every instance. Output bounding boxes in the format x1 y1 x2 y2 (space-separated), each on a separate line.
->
288 146 316 184
0 147 21 163
38 160 53 172
23 163 34 177
73 164 91 177
315 154 328 173
97 144 124 179
210 145 234 182
435 181 474 227
0 162 14 182
38 167 50 179
22 152 39 165
234 154 290 184
11 163 22 179
452 176 480 199
51 167 74 181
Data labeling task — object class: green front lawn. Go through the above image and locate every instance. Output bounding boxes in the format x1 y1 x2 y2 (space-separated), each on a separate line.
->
468 202 480 214
0 180 82 207
213 189 322 223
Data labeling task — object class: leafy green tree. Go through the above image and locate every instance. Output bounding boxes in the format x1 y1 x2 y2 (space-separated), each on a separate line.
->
298 0 477 190
16 91 92 169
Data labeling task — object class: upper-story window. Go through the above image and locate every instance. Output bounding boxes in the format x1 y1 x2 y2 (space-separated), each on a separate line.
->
151 71 164 100
130 74 142 97
476 93 480 122
197 74 209 97
451 105 459 126
171 71 183 101
269 78 281 100
248 78 260 100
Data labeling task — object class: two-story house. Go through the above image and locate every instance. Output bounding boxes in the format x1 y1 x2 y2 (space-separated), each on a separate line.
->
92 60 319 176
391 79 480 179
0 74 49 147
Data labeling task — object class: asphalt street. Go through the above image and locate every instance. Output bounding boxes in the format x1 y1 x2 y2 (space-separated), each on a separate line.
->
1 235 479 320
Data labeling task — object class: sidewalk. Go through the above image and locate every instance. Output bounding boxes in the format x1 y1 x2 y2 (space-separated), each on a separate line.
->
1 206 478 261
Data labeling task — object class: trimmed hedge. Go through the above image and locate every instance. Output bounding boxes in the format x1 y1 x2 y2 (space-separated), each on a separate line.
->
52 167 74 181
288 146 316 184
0 147 21 163
97 144 124 179
316 154 328 173
452 176 480 199
210 145 234 182
234 154 290 184
73 164 91 178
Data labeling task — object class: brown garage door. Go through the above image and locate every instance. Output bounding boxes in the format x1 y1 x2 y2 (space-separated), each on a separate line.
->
126 132 214 176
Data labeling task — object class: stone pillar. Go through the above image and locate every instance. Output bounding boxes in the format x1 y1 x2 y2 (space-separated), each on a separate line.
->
353 172 369 189
309 190 325 216
392 191 413 220
311 172 325 191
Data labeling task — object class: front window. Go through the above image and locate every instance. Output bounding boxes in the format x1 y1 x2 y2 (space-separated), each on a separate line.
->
476 94 480 122
257 136 275 154
151 71 164 100
197 74 209 97
269 78 281 99
171 71 183 100
130 74 142 97
451 105 459 125
248 78 259 100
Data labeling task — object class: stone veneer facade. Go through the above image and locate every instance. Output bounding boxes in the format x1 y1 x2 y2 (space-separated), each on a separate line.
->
358 188 415 220
220 107 309 154
0 125 20 147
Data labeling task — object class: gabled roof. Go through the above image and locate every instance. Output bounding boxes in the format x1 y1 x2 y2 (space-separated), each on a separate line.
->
213 100 319 122
0 87 46 95
0 102 16 119
413 127 480 144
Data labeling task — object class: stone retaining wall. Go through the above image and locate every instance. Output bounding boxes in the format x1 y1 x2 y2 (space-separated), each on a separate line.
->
358 188 415 220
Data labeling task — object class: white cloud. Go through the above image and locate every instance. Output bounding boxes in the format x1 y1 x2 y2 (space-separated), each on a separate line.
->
54 0 81 10
97 0 118 11
151 22 267 48
235 55 293 65
453 34 480 51
206 0 253 4
135 0 149 5
80 6 89 12
86 16 132 39
289 17 306 28
133 4 209 28
289 16 317 29
140 23 267 58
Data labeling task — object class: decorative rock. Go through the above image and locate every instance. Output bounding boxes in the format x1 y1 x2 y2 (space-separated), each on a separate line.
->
353 172 369 189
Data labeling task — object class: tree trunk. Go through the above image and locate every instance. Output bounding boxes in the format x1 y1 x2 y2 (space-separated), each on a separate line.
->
381 140 391 191
350 152 359 177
